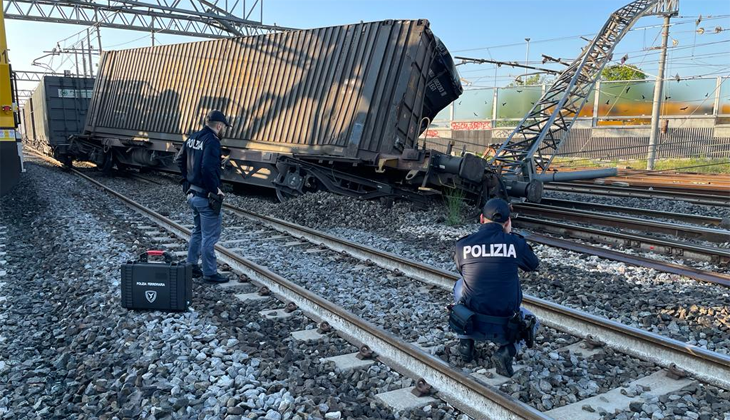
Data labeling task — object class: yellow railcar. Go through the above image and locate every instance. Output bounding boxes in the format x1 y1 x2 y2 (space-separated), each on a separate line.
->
0 6 21 195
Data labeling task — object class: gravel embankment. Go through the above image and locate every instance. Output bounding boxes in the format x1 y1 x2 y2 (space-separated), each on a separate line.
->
78 171 711 413
0 159 468 420
91 170 730 357
230 189 730 355
605 383 730 420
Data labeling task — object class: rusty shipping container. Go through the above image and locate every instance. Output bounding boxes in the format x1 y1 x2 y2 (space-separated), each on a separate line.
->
75 19 488 201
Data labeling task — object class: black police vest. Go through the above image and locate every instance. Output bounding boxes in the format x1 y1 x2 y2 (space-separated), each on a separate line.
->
178 126 222 195
454 223 539 317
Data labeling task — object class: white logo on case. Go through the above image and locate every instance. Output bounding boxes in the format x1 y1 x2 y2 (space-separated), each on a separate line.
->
145 290 157 303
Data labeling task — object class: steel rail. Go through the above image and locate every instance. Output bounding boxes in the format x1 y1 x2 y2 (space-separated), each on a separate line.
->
222 204 730 390
589 181 730 195
556 172 730 194
545 183 730 207
570 177 730 194
526 234 730 287
513 204 730 243
25 152 549 420
223 204 730 286
28 151 730 391
535 198 727 227
514 216 730 265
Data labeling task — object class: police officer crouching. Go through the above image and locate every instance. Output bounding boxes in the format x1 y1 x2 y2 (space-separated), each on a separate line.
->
449 198 540 377
174 110 230 283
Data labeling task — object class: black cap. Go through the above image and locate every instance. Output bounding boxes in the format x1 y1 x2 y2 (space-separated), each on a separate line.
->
482 198 511 223
207 110 231 127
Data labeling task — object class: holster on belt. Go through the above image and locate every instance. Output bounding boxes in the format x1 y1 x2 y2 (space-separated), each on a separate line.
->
505 313 522 343
448 303 476 335
208 192 224 215
179 179 190 194
507 313 536 348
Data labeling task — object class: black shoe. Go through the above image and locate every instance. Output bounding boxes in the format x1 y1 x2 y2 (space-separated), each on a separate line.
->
203 273 230 283
191 264 203 278
458 339 475 363
491 346 514 377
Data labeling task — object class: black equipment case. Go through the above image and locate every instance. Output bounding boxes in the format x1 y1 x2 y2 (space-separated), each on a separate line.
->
121 250 192 311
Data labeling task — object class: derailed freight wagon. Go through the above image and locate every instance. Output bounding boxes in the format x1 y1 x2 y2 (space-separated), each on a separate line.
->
71 19 494 203
22 76 95 165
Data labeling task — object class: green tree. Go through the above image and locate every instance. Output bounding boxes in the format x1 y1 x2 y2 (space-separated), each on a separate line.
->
601 64 647 81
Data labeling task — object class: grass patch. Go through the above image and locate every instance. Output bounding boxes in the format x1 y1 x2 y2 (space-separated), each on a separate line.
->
551 157 730 174
444 188 466 226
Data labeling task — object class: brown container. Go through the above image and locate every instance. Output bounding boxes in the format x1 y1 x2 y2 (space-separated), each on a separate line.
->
85 19 461 162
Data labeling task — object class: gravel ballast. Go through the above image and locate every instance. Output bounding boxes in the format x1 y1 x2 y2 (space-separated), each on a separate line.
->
76 170 704 412
222 187 730 355
0 159 470 419
88 170 730 356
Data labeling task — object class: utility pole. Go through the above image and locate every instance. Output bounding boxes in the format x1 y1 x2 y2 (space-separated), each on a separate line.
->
81 40 87 76
96 25 102 53
524 38 531 77
74 49 79 76
87 28 94 77
647 14 672 170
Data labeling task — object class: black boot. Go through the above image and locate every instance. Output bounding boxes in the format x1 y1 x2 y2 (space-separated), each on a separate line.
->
491 345 515 377
191 264 203 278
458 339 475 363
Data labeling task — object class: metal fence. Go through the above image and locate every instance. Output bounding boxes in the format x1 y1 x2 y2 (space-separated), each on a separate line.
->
423 76 730 160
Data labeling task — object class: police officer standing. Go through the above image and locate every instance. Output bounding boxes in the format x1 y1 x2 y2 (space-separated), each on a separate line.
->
452 198 539 377
174 110 231 283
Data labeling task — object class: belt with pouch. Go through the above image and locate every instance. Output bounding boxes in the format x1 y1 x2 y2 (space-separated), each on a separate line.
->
473 312 512 325
449 303 517 336
187 184 209 198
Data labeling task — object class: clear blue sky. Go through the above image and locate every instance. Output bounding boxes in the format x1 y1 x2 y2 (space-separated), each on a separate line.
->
7 0 730 94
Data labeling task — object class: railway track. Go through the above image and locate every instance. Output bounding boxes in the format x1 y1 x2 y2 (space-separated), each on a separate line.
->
513 215 730 266
28 154 550 420
549 168 730 193
514 202 729 243
30 150 730 419
534 198 728 228
586 172 730 194
127 170 730 285
525 234 730 287
544 182 730 207
510 196 730 266
584 182 730 195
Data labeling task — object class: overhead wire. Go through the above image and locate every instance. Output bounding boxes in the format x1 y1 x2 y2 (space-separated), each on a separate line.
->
452 15 730 54
460 14 729 86
449 12 730 165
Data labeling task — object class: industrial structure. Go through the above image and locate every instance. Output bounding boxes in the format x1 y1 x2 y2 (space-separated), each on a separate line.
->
3 0 288 38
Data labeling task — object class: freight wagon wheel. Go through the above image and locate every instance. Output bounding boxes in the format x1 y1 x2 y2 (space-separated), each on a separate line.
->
274 163 320 202
274 185 301 202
